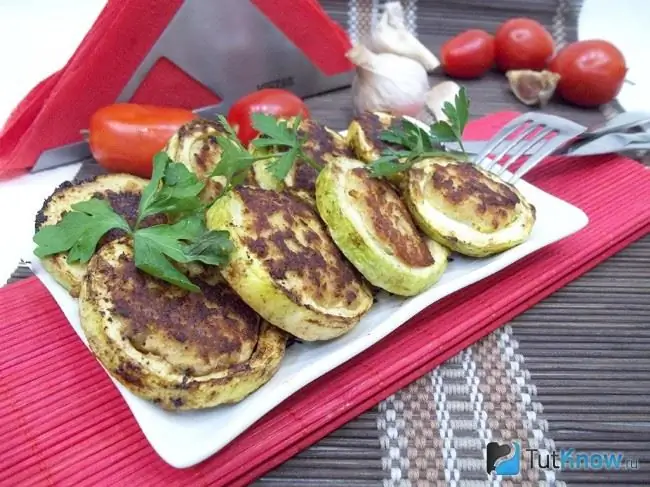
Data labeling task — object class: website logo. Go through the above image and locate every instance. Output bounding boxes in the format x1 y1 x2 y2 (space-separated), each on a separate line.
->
486 441 521 476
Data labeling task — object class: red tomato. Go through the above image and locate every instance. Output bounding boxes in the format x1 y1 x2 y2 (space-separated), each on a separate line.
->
494 18 555 71
88 104 196 178
549 40 627 107
227 89 310 145
440 30 495 79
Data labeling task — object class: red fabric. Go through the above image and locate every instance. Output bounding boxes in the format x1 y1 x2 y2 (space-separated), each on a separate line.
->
1 112 649 486
0 0 352 179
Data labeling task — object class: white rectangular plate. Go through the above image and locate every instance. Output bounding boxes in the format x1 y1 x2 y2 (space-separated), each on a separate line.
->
32 175 588 469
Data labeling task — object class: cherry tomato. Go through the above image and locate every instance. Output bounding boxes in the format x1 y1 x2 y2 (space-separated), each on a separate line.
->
494 18 555 71
227 89 310 145
440 30 495 79
88 104 196 178
549 40 627 107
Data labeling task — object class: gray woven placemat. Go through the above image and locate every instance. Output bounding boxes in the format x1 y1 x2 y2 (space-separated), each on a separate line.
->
10 1 648 485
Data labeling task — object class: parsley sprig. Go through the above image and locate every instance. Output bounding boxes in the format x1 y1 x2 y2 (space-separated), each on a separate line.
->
368 87 471 178
250 113 322 179
209 113 321 195
34 154 232 292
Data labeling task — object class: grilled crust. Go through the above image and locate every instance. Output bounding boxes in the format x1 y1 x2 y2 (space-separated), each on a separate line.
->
316 157 449 296
206 186 373 341
405 158 536 257
79 239 286 410
35 173 151 297
346 111 400 163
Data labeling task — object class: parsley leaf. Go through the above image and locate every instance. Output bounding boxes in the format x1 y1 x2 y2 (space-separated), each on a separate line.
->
209 115 275 196
251 113 298 147
369 87 471 178
250 113 321 181
34 198 131 263
133 231 199 292
265 146 300 181
34 150 235 292
133 214 232 291
137 153 205 225
184 230 233 266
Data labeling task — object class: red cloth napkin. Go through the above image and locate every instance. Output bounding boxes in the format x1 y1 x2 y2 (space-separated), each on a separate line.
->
0 0 352 180
1 112 649 486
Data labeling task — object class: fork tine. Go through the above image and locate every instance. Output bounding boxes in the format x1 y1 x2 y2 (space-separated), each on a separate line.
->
507 133 577 184
483 123 541 172
474 114 534 167
495 127 554 176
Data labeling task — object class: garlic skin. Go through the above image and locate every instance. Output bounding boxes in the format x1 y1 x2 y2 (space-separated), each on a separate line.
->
347 43 430 117
418 81 462 124
370 2 440 72
507 70 561 106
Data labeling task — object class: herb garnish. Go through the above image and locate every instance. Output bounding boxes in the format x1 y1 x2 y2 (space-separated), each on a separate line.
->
210 113 320 195
250 113 322 179
34 154 232 292
368 87 471 178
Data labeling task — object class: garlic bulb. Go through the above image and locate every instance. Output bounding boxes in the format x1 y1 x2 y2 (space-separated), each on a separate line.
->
370 2 439 72
347 43 430 117
506 70 561 106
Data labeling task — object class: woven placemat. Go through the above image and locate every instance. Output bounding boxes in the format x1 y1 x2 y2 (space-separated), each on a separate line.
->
8 0 649 485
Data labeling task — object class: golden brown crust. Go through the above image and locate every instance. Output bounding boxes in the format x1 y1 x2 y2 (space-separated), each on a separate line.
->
93 252 260 375
346 167 433 267
79 239 287 410
413 161 521 233
237 186 364 306
347 111 402 163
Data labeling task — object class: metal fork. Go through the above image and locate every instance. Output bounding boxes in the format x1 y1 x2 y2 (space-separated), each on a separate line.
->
473 113 587 185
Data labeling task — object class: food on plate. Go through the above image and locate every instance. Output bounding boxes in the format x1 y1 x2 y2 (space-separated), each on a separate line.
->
34 174 164 296
549 40 627 107
164 118 254 201
368 1 439 72
403 157 536 257
226 88 310 146
494 18 555 72
316 157 449 296
506 69 561 106
347 111 401 163
34 154 232 293
88 103 196 178
206 186 373 341
79 238 286 410
440 29 495 79
252 118 352 206
32 83 543 414
347 43 429 117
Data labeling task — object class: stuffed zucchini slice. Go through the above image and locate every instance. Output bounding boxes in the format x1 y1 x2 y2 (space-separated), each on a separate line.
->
34 174 163 297
252 118 353 206
316 157 449 297
206 186 373 341
404 157 536 257
79 238 286 410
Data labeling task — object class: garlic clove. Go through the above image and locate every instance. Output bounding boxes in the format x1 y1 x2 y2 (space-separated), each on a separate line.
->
418 81 462 124
347 43 430 117
370 1 440 72
506 70 561 106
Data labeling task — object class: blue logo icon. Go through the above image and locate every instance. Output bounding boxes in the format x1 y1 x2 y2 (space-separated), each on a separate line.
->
486 441 521 476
